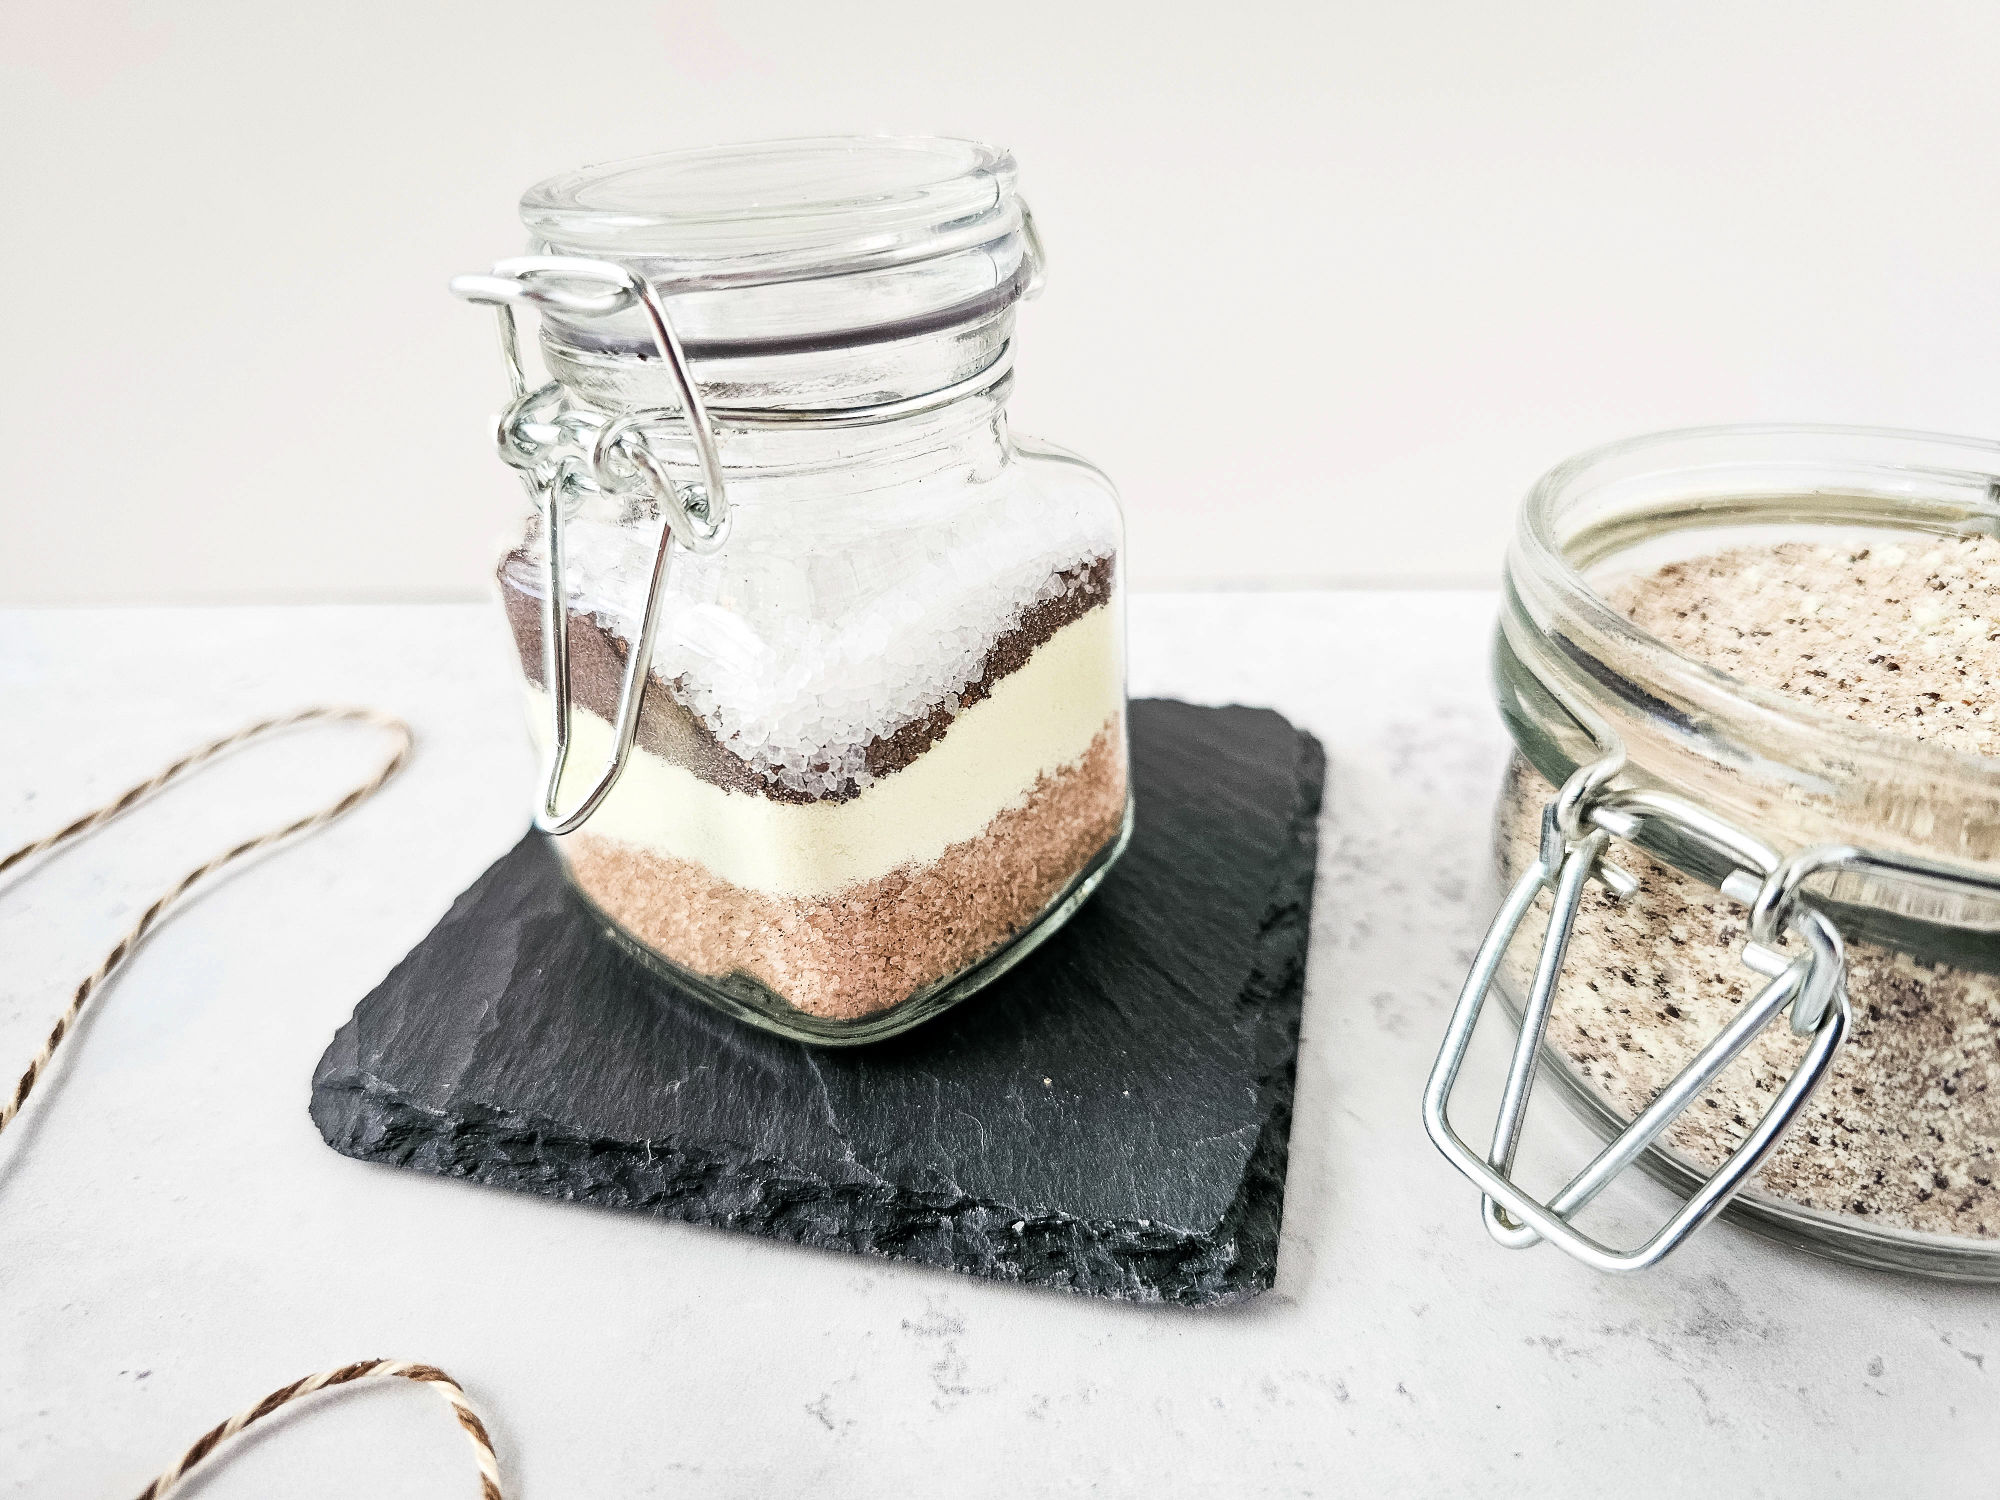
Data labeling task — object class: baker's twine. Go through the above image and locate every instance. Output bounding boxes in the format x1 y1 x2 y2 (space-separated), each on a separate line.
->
134 1358 502 1500
0 706 412 1137
0 708 502 1495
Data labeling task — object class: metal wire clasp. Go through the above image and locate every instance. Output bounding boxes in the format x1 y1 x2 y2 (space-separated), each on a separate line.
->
449 257 732 834
1422 761 1852 1272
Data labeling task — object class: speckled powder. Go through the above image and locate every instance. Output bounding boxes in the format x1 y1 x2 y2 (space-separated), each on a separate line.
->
1498 535 2000 1238
1623 536 2000 752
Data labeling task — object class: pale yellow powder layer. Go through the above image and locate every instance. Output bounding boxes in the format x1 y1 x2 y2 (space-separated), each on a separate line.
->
533 601 1125 898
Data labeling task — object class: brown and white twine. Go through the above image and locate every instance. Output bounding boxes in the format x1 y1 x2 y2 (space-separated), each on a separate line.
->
133 1358 502 1500
1 707 507 1496
0 706 411 1137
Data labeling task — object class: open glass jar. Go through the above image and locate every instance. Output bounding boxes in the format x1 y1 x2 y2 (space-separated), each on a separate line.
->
1425 426 2000 1277
453 138 1130 1045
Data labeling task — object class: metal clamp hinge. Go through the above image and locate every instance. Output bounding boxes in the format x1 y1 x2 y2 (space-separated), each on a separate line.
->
1422 765 1853 1272
449 257 732 835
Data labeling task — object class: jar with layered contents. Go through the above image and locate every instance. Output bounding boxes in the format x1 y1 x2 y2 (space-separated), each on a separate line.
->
453 138 1129 1044
1425 426 2000 1277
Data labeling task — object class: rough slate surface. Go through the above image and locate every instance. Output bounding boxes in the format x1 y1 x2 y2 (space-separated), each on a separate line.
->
311 698 1324 1306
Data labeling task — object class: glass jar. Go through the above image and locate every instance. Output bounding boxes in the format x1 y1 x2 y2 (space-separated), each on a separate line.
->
1424 425 2000 1278
452 138 1130 1045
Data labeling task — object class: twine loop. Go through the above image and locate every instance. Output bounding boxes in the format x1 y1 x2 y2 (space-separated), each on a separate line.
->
2 707 505 1496
2 707 413 1136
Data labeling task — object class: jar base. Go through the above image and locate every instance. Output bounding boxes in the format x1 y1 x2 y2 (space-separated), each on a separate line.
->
564 797 1135 1046
1492 970 2000 1282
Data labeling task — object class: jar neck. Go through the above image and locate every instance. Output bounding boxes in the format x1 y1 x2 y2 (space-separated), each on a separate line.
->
620 379 1013 498
543 306 1017 495
548 304 1013 415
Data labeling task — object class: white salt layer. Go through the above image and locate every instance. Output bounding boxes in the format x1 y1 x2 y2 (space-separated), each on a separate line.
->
511 471 1119 799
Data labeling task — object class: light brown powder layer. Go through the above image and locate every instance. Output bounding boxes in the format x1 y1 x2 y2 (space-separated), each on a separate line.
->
1495 534 2000 1238
561 719 1128 1021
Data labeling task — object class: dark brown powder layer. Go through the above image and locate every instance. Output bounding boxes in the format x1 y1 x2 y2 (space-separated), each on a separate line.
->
559 718 1128 1020
501 551 1115 805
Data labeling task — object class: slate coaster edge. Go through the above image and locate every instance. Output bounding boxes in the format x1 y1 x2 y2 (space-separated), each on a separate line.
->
311 708 1325 1307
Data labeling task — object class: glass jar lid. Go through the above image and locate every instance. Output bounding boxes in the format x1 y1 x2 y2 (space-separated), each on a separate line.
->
518 136 1037 358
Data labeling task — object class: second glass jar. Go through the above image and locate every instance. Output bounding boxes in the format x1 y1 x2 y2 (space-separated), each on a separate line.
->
1487 426 2000 1275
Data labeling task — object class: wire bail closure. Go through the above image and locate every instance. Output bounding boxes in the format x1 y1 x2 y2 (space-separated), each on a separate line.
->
1422 760 1858 1272
449 257 732 835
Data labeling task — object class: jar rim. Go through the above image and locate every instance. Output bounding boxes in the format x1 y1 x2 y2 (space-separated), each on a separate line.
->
1500 422 2000 948
1512 421 2000 791
523 136 1018 285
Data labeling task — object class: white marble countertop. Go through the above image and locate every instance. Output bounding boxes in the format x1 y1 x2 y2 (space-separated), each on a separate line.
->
3 594 1995 1498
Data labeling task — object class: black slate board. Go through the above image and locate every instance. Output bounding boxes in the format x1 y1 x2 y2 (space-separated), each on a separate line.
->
312 699 1324 1306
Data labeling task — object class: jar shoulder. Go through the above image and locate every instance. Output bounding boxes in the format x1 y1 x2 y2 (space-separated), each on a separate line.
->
1008 432 1122 509
985 432 1124 559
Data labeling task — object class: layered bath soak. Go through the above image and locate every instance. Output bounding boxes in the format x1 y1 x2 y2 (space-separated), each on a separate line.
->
502 487 1128 1025
1497 536 2000 1237
458 138 1131 1042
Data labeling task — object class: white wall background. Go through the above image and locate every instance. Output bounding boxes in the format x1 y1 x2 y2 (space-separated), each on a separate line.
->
5 1 2000 603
